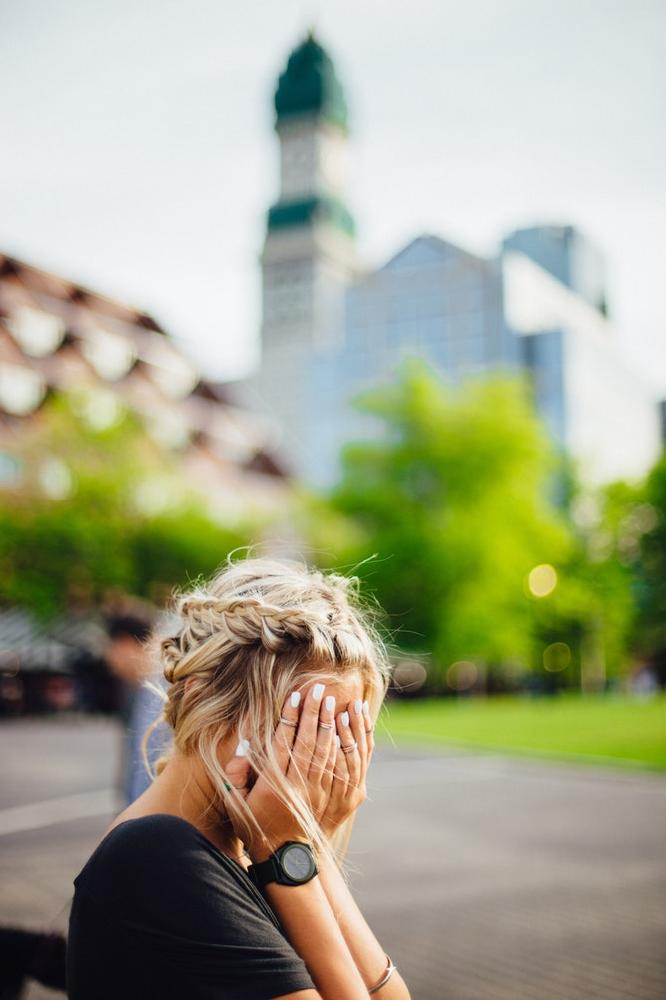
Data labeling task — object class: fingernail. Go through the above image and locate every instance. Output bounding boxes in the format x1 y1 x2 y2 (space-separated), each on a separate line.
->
325 695 336 712
354 698 363 715
290 691 301 708
335 734 341 748
235 738 250 757
362 700 370 717
341 711 349 727
312 682 325 702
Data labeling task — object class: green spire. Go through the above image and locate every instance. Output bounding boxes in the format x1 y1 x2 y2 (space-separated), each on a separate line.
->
274 31 348 132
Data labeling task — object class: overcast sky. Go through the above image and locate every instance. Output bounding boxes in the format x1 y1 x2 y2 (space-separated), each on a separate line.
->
2 0 665 394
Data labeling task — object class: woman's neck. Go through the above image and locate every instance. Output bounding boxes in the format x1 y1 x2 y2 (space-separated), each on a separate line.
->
114 751 247 865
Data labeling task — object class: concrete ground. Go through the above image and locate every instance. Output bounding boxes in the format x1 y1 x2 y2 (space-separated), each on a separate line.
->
0 716 665 1000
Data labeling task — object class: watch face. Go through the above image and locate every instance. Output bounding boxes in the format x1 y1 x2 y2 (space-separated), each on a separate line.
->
281 843 315 882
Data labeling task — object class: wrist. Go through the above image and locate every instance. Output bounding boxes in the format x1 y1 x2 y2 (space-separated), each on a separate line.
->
249 835 311 864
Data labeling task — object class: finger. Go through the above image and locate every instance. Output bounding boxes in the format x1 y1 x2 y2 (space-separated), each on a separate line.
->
336 708 361 788
309 692 336 781
273 689 302 772
332 733 348 793
362 699 375 758
287 682 326 782
348 697 367 774
321 725 337 795
225 740 252 785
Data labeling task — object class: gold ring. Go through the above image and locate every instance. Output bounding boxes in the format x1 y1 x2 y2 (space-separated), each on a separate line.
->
341 741 357 753
279 716 298 728
318 721 335 729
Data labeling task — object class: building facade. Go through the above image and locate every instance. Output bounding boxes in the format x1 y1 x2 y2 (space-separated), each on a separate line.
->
241 32 358 477
0 253 290 522
231 32 662 491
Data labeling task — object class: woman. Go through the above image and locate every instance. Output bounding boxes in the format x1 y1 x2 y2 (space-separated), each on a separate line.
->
66 554 412 1000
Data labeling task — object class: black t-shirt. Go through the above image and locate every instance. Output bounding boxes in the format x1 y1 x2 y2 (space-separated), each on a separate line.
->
66 813 316 1000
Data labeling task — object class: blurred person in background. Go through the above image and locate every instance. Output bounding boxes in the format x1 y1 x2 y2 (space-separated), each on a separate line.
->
66 554 410 1000
0 606 170 999
104 606 169 805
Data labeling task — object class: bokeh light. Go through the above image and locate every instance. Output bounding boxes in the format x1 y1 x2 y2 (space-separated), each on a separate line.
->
391 659 428 694
543 642 571 672
528 563 558 597
446 660 479 691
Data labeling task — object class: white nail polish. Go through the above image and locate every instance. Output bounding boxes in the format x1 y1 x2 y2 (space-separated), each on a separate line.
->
354 698 363 715
312 682 325 701
341 711 349 727
362 700 370 717
335 734 341 748
290 691 301 708
235 738 250 757
325 695 336 712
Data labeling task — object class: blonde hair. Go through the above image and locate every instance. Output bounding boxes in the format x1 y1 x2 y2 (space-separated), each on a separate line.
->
141 550 392 874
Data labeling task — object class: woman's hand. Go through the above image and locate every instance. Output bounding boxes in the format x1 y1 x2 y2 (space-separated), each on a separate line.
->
226 682 337 861
320 698 374 839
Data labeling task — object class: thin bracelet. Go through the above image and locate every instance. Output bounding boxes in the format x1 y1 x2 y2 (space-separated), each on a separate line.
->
368 953 397 994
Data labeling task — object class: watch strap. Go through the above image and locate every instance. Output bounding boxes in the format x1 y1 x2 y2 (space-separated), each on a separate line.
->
247 855 279 889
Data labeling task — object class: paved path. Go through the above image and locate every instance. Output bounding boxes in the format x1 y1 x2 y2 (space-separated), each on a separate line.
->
0 717 665 999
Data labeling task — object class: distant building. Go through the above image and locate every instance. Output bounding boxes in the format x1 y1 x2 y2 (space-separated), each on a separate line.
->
502 225 608 316
227 32 663 490
240 30 358 478
0 252 290 521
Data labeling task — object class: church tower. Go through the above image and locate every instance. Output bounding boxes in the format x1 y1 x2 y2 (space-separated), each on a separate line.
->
254 31 357 477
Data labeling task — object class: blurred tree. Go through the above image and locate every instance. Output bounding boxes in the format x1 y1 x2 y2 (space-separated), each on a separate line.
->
530 474 639 691
636 455 666 679
0 391 267 620
300 357 575 689
297 357 651 692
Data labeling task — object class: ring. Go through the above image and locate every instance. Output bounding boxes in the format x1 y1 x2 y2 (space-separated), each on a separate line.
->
279 716 298 728
364 725 373 734
318 721 335 729
341 741 357 754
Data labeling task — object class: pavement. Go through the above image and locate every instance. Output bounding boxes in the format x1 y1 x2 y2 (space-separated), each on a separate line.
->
1 716 665 1000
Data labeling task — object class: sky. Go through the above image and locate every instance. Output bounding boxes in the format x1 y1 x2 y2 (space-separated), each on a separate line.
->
1 0 665 394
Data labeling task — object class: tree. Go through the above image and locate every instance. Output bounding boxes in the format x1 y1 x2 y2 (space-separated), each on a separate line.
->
0 390 267 620
637 455 666 678
303 357 574 688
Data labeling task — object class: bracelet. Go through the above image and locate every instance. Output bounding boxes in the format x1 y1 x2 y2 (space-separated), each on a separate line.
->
368 953 397 994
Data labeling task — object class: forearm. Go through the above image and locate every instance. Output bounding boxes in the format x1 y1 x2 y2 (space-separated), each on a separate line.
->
262 874 369 1000
316 847 411 999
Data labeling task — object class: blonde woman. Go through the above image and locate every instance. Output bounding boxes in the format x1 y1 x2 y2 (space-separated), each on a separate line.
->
66 555 412 1000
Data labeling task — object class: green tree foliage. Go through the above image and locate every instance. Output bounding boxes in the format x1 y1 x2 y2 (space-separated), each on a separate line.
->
297 357 648 691
530 475 640 689
637 455 666 661
306 358 575 685
0 391 266 620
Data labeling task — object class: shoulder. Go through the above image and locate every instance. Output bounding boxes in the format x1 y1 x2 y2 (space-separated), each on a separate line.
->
74 814 241 915
71 815 316 995
82 813 211 872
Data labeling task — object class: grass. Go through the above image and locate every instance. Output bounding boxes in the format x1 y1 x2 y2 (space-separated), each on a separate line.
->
375 692 666 771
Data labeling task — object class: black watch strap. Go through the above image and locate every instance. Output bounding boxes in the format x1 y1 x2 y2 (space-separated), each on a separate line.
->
247 841 318 889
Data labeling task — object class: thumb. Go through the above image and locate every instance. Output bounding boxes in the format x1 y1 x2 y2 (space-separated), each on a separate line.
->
224 739 252 800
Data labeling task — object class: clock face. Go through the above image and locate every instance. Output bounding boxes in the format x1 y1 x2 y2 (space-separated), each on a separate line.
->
282 844 314 882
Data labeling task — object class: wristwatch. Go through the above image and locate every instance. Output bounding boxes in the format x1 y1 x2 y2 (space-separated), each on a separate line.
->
247 841 318 889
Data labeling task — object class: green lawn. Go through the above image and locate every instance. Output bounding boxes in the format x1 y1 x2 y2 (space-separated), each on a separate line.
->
376 693 666 771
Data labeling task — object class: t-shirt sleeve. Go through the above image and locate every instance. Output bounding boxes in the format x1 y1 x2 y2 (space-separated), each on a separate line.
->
80 815 316 1000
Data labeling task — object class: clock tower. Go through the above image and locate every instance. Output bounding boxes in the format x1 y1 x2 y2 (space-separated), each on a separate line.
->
254 31 357 477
